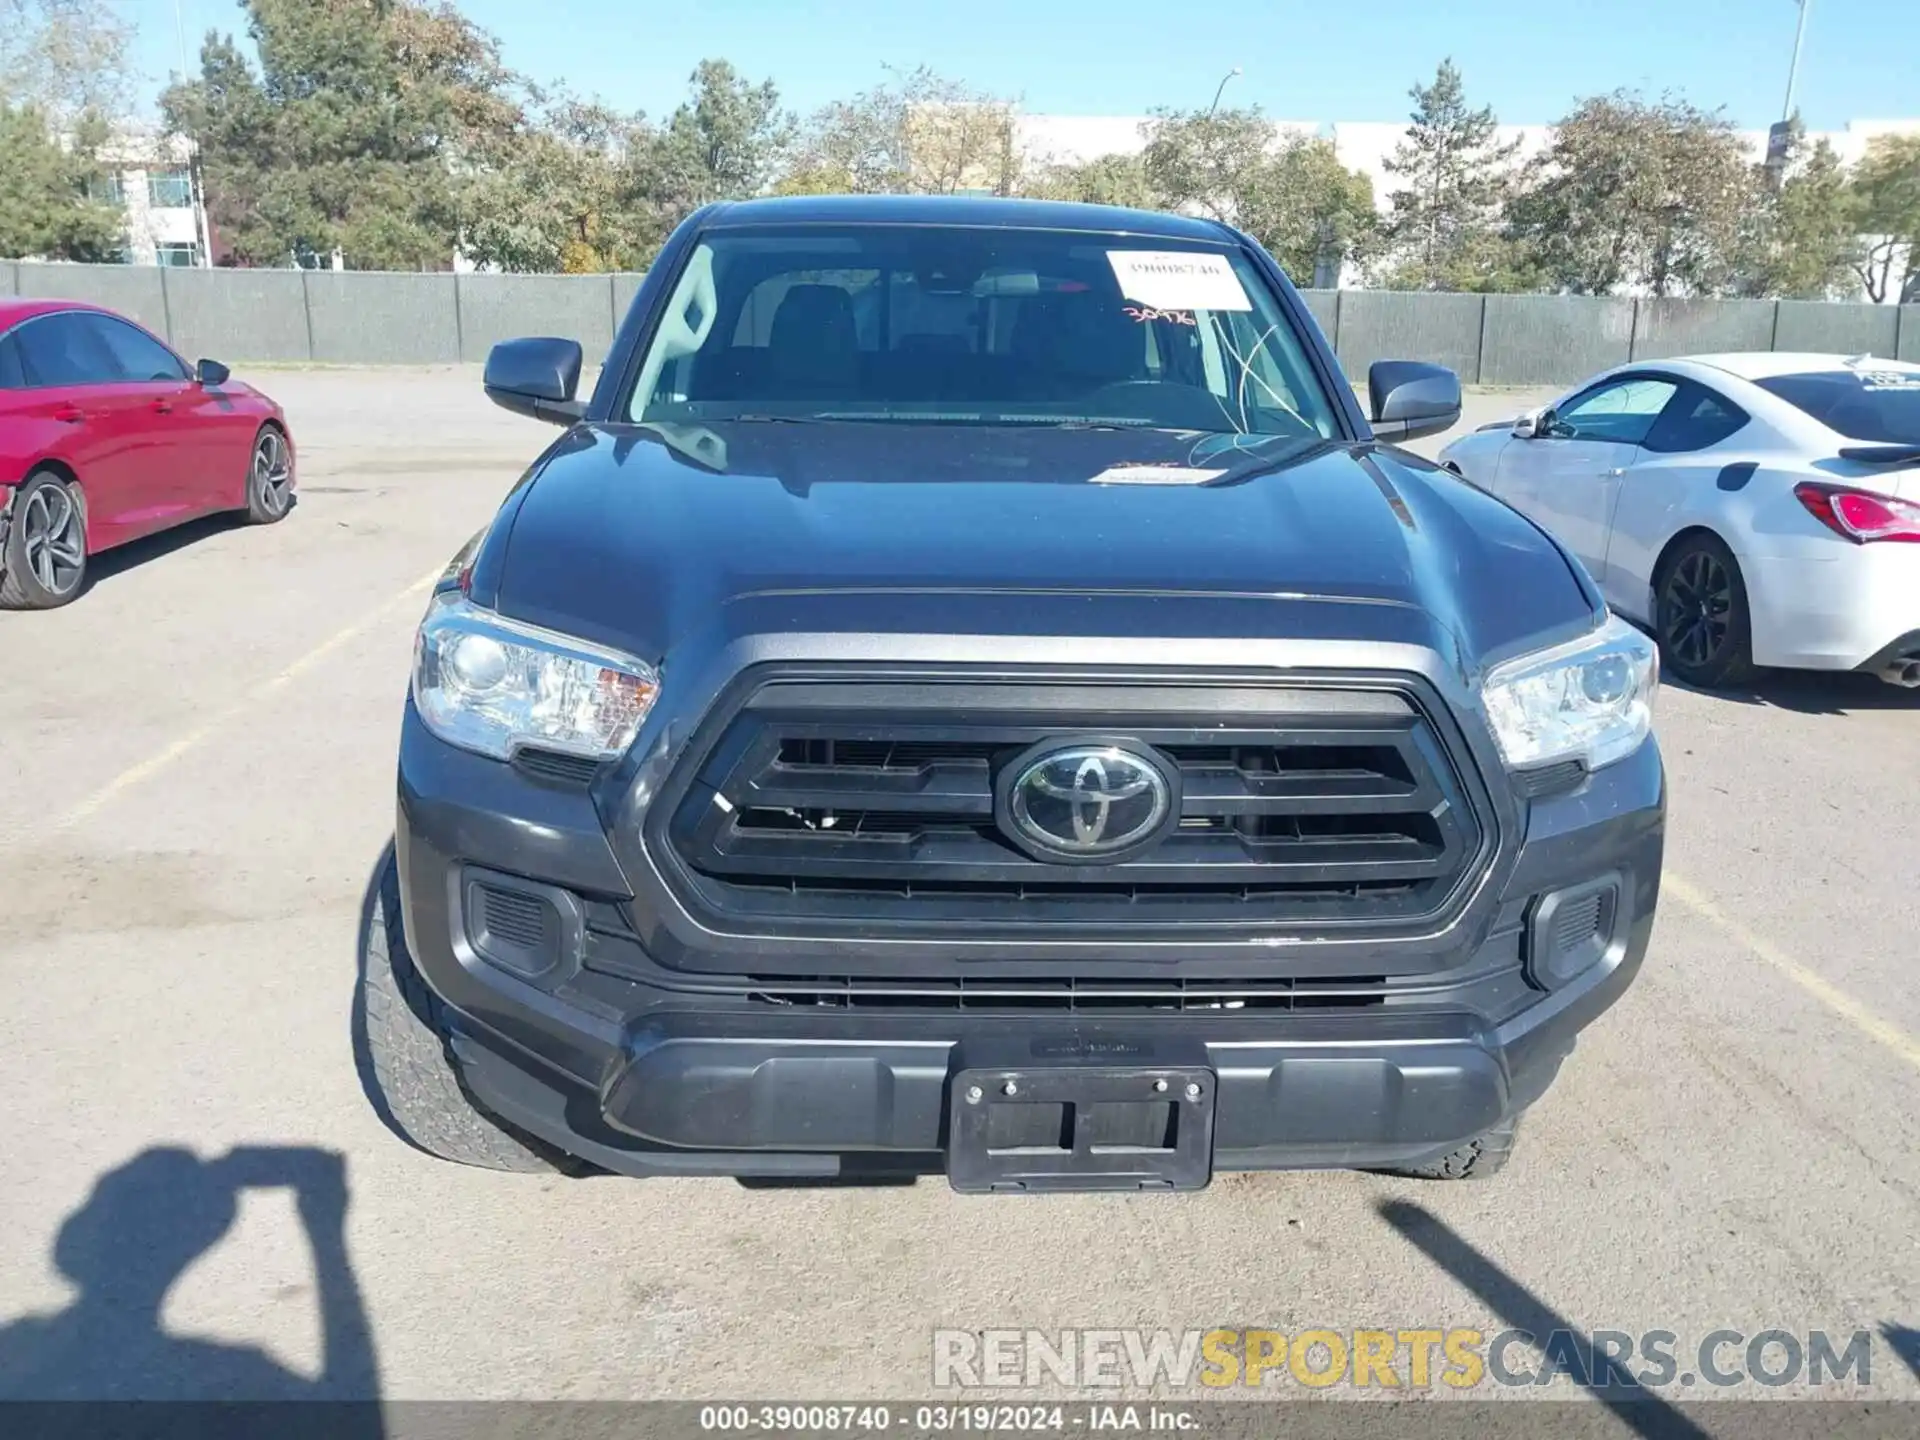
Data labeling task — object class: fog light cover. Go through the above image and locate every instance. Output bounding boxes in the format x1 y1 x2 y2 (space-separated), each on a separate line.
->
1527 878 1622 989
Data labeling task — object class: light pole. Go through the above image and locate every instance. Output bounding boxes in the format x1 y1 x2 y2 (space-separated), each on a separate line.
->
1764 0 1811 185
1208 67 1242 116
1781 0 1811 122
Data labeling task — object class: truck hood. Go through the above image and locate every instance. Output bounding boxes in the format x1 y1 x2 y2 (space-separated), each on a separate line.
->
485 420 1594 670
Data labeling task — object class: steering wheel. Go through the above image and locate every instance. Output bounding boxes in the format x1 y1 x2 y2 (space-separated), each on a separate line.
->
1078 378 1239 429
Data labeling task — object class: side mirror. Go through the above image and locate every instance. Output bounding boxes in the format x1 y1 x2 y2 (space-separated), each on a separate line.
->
195 358 230 386
484 337 586 425
1367 360 1462 443
1518 407 1565 439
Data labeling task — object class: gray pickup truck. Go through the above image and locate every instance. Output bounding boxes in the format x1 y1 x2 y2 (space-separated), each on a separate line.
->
359 194 1664 1193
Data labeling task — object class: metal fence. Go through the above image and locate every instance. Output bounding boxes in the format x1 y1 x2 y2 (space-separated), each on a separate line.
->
6 261 1917 385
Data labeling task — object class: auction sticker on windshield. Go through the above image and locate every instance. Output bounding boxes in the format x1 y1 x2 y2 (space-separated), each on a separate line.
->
1107 251 1252 312
1088 464 1227 485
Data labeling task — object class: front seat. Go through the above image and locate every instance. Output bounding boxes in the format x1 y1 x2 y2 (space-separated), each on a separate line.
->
767 284 861 397
1012 291 1143 396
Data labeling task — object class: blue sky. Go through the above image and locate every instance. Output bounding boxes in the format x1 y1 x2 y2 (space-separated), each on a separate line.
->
135 0 1917 130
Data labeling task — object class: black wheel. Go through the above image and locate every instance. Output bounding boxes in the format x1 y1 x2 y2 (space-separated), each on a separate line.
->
1 470 88 610
243 425 294 524
1384 1115 1519 1181
1655 534 1755 689
355 854 564 1173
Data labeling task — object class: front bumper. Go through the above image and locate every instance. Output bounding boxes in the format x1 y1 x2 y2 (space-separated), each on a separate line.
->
393 703 1665 1183
444 996 1609 1181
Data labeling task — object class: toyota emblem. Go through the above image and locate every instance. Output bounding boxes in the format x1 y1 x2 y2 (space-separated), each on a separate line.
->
1004 744 1175 861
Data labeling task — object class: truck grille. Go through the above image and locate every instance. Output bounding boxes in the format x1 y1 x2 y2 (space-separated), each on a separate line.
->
653 673 1491 937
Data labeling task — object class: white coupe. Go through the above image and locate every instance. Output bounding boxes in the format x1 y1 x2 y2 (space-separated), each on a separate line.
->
1437 352 1920 690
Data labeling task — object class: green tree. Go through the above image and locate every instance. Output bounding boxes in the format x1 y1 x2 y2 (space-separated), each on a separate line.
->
1507 91 1755 297
1850 135 1920 305
0 102 124 259
1732 126 1858 298
1025 153 1155 209
1143 107 1377 283
0 0 133 118
770 160 855 196
461 94 657 272
644 59 793 218
1378 59 1526 291
0 0 132 262
786 86 908 195
163 0 526 270
785 67 1019 197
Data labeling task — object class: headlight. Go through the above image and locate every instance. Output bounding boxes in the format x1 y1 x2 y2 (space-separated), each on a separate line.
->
1481 613 1657 772
412 592 659 761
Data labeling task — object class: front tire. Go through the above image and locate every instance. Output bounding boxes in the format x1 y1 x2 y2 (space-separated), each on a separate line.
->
1385 1116 1519 1180
1 470 88 610
243 425 294 524
356 855 561 1173
1655 533 1756 689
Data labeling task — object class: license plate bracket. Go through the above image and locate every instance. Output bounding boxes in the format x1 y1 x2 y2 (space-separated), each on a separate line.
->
947 1064 1216 1194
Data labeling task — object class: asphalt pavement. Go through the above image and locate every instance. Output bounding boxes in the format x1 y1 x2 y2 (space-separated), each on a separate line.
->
2 370 1917 1413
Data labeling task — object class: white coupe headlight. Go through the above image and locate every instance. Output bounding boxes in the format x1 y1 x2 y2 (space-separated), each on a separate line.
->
1481 613 1658 772
412 592 659 761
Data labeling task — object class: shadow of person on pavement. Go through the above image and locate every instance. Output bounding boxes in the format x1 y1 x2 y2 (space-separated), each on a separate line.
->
1377 1198 1708 1440
1884 1323 1920 1384
0 1144 381 1427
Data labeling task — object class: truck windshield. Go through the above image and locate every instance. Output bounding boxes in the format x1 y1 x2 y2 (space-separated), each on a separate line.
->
624 224 1341 439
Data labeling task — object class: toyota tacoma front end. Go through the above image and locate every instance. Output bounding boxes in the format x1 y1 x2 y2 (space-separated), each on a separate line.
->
360 196 1664 1192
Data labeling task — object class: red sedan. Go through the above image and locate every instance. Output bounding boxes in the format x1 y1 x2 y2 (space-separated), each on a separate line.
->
0 299 294 609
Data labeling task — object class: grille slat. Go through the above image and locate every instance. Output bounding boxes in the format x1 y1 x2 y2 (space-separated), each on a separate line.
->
1176 770 1425 813
742 973 1393 1012
744 766 996 813
703 825 1452 883
658 677 1486 934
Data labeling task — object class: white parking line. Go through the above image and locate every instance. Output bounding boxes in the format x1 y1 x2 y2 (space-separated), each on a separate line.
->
1665 871 1920 1073
55 564 443 829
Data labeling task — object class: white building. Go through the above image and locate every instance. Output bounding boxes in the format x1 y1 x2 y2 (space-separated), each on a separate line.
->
91 129 206 267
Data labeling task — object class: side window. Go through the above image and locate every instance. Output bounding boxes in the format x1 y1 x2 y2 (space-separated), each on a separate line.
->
0 333 24 389
82 314 189 383
1642 383 1749 453
14 312 119 388
1555 377 1680 445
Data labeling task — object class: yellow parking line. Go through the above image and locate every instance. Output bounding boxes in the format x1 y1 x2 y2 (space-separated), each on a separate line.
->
56 564 443 829
1665 872 1920 1073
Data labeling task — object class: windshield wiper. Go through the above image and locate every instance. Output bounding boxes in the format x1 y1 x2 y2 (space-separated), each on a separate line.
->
980 417 1156 430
